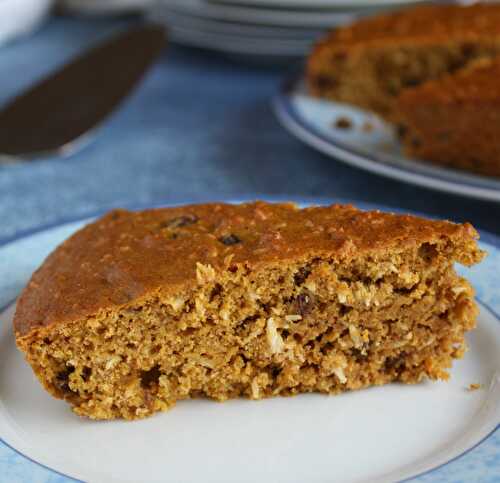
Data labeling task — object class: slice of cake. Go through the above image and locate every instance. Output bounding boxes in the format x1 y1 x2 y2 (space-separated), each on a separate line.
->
14 202 485 420
307 3 500 118
396 58 500 177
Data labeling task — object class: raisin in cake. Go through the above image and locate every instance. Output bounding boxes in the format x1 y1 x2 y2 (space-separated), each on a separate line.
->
14 202 485 420
396 58 500 177
307 3 500 118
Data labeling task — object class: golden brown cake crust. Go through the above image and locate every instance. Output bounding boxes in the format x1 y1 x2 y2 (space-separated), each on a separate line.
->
312 4 500 52
396 58 500 176
14 202 479 338
398 57 500 104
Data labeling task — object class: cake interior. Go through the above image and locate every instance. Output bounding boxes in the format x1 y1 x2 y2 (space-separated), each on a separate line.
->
20 238 479 420
395 58 500 177
309 40 500 118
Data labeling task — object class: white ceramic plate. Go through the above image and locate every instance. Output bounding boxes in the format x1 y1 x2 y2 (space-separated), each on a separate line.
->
150 1 317 56
209 0 425 9
0 0 53 46
155 8 322 39
274 77 500 202
155 0 357 28
0 198 499 483
59 0 152 15
164 25 312 55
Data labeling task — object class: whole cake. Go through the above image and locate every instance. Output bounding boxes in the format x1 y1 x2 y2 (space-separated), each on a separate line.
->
396 58 500 177
307 3 500 119
14 202 485 420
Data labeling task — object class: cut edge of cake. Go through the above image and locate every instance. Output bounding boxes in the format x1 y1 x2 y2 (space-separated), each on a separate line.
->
395 57 500 177
14 202 486 420
307 3 500 119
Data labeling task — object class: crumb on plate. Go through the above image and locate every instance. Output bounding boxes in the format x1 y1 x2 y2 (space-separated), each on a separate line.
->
334 116 353 129
468 383 482 391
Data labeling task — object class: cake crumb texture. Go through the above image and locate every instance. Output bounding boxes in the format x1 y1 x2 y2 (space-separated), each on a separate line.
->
307 3 500 118
396 57 500 176
14 202 485 420
468 383 482 392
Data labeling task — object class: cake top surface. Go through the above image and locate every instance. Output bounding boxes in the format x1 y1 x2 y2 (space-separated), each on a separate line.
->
316 4 500 49
14 202 480 337
398 57 500 104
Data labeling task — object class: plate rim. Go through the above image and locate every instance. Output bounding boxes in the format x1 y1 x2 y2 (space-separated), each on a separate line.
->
151 0 357 28
273 75 500 203
167 25 311 55
1 195 499 483
209 0 424 9
152 8 323 38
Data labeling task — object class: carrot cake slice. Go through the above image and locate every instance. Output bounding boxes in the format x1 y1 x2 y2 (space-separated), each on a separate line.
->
396 57 500 177
307 3 500 118
14 202 485 420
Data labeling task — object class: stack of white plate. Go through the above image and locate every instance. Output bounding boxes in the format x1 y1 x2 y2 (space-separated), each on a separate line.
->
58 0 153 15
0 0 53 46
149 0 430 58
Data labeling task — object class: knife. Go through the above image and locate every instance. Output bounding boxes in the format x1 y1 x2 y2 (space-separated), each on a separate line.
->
0 24 167 160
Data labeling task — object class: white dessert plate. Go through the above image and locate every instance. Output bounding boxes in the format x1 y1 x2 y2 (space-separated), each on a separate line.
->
0 198 499 483
59 0 152 15
0 0 53 46
153 8 322 39
163 24 313 56
208 0 425 9
274 76 500 202
155 0 358 28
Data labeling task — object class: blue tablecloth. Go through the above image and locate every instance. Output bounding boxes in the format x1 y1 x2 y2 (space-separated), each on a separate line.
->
0 16 499 241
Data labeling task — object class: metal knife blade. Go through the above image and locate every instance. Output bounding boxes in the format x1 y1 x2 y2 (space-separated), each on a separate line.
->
0 24 167 159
